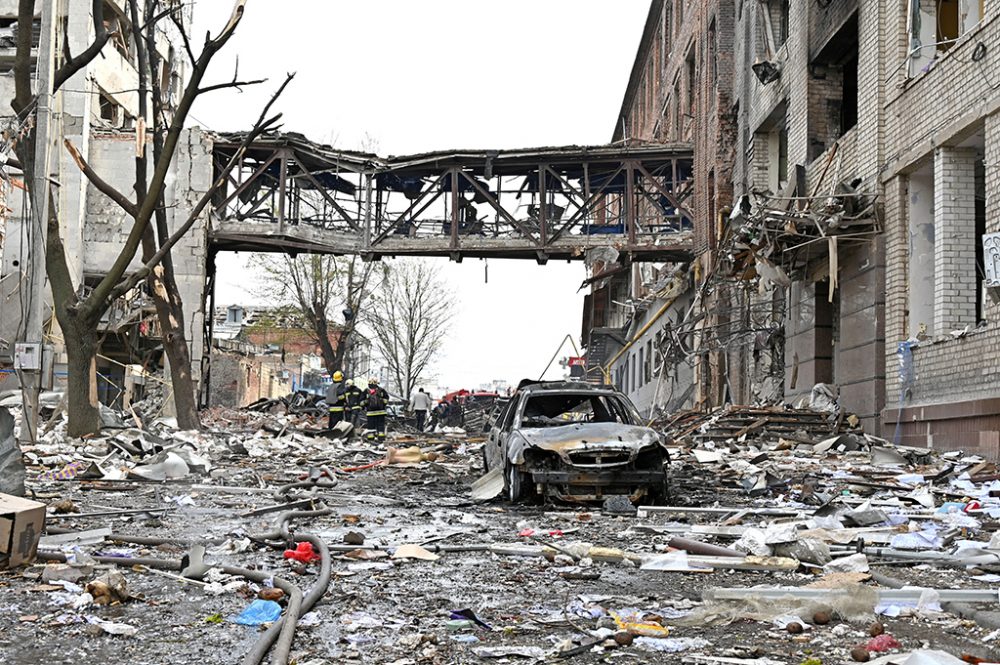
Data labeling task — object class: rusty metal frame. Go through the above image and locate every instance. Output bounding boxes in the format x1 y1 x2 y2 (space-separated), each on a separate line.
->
209 136 695 261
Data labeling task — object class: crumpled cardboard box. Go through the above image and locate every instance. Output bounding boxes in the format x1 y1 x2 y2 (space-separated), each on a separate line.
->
0 493 46 567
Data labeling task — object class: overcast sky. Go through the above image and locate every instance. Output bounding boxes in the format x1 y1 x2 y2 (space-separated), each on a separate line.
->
191 1 648 391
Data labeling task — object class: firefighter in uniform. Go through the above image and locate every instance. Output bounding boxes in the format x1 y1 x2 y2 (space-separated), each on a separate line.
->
364 377 390 443
345 379 364 428
326 371 347 429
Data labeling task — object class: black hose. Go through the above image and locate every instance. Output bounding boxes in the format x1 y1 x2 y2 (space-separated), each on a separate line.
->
40 471 338 665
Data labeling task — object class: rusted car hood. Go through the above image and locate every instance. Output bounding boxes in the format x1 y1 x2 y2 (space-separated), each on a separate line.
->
509 423 662 464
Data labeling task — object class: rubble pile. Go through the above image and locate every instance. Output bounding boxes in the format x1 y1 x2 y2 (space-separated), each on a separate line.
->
1 397 999 664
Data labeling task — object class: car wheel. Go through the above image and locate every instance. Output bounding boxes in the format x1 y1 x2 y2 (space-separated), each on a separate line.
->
506 462 528 502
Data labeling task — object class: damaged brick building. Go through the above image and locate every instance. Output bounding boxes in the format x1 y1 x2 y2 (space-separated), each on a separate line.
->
586 0 1000 454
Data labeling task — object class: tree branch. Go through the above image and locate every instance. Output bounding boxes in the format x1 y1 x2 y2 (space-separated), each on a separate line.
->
64 139 139 217
85 0 251 321
169 7 196 66
198 77 267 95
107 73 293 302
53 0 112 92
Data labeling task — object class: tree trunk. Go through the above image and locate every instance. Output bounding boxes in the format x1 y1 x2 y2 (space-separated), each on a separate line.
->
42 183 101 438
60 311 102 438
314 312 338 374
147 267 200 430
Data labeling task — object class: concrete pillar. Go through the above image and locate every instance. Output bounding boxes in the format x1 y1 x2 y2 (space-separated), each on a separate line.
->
933 146 978 334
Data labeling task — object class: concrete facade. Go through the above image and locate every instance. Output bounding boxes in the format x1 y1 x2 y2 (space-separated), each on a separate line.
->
0 1 205 406
592 0 1000 454
589 0 887 433
591 0 736 419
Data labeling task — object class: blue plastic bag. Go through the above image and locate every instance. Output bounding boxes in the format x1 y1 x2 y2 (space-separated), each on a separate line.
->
231 599 283 625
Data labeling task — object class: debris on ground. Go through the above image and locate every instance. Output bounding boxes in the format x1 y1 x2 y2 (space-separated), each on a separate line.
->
1 395 999 664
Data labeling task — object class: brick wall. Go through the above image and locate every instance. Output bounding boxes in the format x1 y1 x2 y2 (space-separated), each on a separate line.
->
617 0 737 256
883 9 1000 415
933 147 979 333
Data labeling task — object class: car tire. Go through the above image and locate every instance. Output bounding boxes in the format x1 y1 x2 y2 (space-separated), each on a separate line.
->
506 462 529 502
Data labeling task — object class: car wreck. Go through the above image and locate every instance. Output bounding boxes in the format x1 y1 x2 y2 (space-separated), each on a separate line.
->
482 381 669 503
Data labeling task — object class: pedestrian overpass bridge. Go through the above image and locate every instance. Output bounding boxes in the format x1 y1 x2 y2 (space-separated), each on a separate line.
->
207 133 695 264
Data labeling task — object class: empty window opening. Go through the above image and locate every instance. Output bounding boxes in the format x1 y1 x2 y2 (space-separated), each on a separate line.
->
778 0 790 45
907 162 935 339
98 93 121 126
753 102 789 194
686 48 697 122
976 158 987 324
708 18 718 98
661 3 672 72
809 12 859 159
638 347 645 387
645 340 652 383
767 121 789 193
672 79 681 138
841 51 859 135
765 0 790 50
520 393 635 427
102 1 132 63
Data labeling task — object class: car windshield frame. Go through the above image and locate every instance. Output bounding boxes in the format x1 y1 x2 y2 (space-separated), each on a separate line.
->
514 390 641 429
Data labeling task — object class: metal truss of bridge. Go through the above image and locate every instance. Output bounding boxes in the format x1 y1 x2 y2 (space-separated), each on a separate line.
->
209 133 695 263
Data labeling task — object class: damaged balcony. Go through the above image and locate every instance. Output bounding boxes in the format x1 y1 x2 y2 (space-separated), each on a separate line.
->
721 152 879 288
209 134 696 263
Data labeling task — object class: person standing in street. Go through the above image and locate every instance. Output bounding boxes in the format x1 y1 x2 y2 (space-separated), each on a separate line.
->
326 371 347 430
365 377 390 444
345 379 364 428
409 387 432 432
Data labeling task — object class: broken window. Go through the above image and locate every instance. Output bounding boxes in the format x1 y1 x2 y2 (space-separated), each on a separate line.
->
520 393 633 427
672 80 681 138
98 93 122 126
841 51 859 135
686 48 697 120
809 12 859 159
708 18 718 104
906 139 986 338
907 0 983 76
778 0 790 46
638 347 645 387
661 3 671 72
645 340 652 383
756 103 789 194
103 1 133 63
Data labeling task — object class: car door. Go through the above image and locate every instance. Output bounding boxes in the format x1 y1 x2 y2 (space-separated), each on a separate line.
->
486 394 519 471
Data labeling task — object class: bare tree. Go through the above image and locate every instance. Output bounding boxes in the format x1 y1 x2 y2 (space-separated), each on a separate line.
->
251 253 382 376
366 260 454 398
11 0 290 436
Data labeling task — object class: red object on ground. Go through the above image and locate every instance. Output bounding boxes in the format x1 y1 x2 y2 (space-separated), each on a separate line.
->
283 541 320 563
865 634 901 652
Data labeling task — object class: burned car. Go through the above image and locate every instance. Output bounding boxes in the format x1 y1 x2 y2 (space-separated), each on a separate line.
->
482 381 669 503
